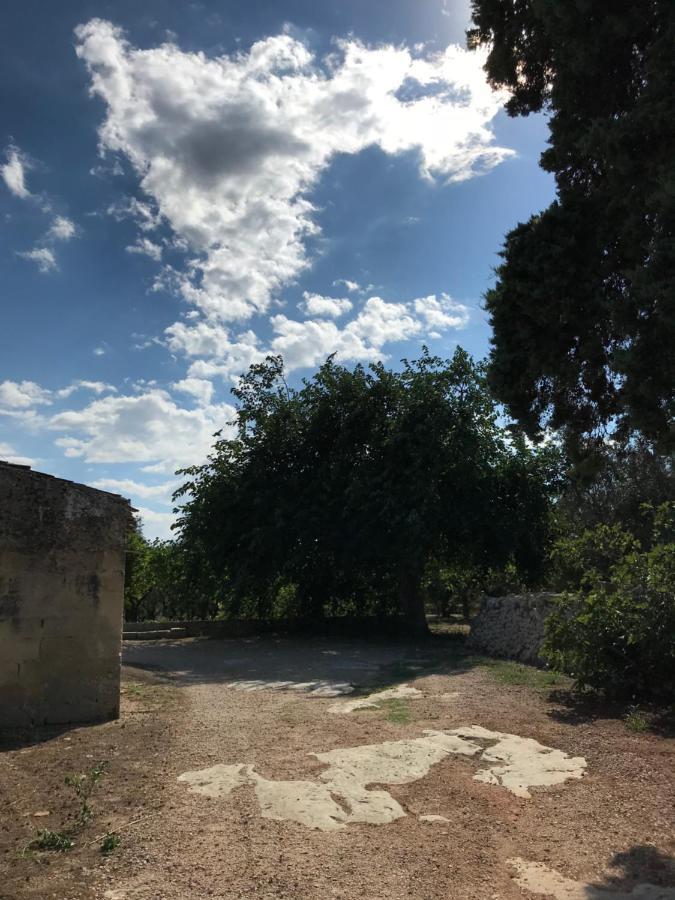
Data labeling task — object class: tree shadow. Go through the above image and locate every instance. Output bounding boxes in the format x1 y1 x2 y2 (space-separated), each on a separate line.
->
587 845 675 895
122 630 478 694
546 688 675 738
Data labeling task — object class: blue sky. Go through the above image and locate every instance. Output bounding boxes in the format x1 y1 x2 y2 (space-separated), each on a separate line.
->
0 0 554 538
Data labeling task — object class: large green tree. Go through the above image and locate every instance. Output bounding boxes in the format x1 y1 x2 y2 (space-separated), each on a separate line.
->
469 0 675 454
175 349 558 634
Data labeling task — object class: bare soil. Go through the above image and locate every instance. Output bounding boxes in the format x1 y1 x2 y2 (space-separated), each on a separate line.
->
0 634 673 900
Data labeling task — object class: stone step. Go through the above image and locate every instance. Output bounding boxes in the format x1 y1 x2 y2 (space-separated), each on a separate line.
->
123 627 187 641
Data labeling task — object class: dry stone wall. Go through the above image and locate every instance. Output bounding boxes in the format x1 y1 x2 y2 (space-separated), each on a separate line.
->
0 462 131 727
467 593 559 666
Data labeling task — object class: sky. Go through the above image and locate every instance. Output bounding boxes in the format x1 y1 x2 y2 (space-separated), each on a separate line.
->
0 0 554 538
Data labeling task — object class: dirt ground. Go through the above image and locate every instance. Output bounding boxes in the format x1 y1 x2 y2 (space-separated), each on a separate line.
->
0 633 673 900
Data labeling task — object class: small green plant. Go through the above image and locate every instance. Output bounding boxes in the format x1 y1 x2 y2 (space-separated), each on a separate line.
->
65 761 109 830
30 830 74 852
624 707 649 733
100 833 121 855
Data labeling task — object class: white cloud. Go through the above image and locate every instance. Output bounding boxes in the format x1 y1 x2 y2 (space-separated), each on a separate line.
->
300 291 353 318
0 442 36 466
134 506 176 540
126 236 163 261
172 377 214 405
0 380 52 409
413 294 470 331
89 477 179 501
333 279 360 293
76 19 511 323
48 389 235 470
17 247 57 273
47 216 76 241
93 346 107 356
1 146 31 199
56 380 117 399
107 196 161 231
167 292 469 380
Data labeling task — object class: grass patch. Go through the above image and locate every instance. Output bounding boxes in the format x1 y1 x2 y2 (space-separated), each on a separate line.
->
471 656 565 689
624 707 650 733
381 698 412 724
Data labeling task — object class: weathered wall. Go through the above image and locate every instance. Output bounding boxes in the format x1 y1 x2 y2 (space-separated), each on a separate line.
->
0 462 131 727
467 593 559 666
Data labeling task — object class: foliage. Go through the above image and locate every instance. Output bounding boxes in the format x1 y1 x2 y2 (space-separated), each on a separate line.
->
65 761 108 830
549 524 640 593
29 830 74 853
175 349 558 633
542 503 675 700
100 833 121 855
124 517 226 621
469 1 675 454
556 440 673 545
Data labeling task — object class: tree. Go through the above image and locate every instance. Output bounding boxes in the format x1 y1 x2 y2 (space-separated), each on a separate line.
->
123 517 224 621
469 1 675 455
175 349 558 634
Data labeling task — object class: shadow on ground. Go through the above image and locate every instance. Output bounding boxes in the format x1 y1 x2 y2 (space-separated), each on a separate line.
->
546 689 675 738
587 845 675 895
122 631 479 694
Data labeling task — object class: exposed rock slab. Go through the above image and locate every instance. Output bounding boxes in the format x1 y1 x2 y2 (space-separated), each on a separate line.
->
178 727 587 831
328 683 423 714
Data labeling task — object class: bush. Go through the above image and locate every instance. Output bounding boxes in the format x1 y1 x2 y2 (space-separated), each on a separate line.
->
542 504 675 701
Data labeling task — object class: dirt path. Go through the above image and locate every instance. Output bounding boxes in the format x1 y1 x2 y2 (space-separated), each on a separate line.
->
1 635 673 899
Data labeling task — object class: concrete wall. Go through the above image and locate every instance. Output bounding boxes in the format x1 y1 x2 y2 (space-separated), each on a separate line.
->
467 593 559 666
0 462 131 727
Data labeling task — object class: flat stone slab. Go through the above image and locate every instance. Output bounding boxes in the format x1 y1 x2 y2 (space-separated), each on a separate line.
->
178 726 587 831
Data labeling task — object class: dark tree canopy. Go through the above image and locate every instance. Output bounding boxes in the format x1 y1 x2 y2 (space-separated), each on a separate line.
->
174 349 558 633
469 0 675 455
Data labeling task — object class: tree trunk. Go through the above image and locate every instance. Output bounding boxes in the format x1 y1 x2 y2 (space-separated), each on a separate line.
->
398 568 429 636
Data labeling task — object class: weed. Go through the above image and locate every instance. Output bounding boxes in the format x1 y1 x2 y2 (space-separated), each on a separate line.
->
65 761 108 830
624 707 649 733
100 833 121 855
29 830 74 852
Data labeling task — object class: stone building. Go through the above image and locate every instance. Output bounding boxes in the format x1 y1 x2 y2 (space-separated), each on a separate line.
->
0 461 132 727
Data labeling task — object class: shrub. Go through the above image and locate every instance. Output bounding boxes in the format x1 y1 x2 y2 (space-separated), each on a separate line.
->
542 505 675 700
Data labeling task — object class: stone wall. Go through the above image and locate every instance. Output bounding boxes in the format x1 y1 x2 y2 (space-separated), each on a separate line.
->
467 593 559 666
0 462 131 727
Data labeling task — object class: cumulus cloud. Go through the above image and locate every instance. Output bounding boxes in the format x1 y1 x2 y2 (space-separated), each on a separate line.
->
17 247 57 273
47 216 76 241
75 19 511 323
300 291 353 318
172 377 214 405
48 389 235 470
126 236 163 261
333 279 360 293
0 380 52 409
0 441 36 466
133 506 176 540
167 293 469 380
89 477 179 501
56 380 117 399
1 146 31 199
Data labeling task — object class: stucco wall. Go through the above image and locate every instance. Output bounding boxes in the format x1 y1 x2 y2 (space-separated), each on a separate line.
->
0 462 131 727
467 593 559 666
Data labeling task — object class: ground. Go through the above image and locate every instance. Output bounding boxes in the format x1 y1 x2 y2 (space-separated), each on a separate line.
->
0 633 673 899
